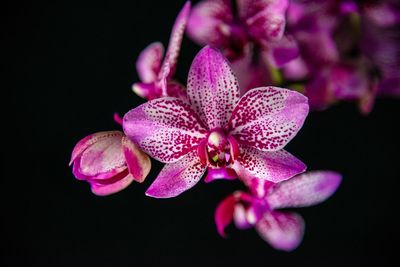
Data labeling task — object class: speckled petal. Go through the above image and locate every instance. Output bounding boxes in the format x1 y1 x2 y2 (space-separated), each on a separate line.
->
158 1 191 83
187 0 233 46
136 42 164 83
187 46 240 129
268 171 342 209
232 146 306 183
90 171 134 196
123 97 207 163
229 87 309 151
121 136 151 183
215 194 236 237
255 211 305 251
145 151 207 198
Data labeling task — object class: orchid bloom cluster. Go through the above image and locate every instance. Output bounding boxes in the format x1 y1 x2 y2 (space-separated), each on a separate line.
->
70 1 344 251
187 0 400 113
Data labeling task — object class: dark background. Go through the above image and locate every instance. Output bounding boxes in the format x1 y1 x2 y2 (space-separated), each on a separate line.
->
5 1 400 266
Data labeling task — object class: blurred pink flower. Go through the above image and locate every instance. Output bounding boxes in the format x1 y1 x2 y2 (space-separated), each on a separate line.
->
215 171 342 251
123 46 308 198
284 0 400 113
70 131 151 196
132 2 191 100
187 0 298 92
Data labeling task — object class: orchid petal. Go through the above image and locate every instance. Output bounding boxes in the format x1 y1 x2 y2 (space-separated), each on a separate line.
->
255 211 305 251
187 0 233 47
232 146 306 183
215 194 236 237
229 87 309 151
121 136 151 183
268 171 342 209
136 42 164 83
73 153 126 181
238 0 288 42
70 131 123 165
187 46 240 129
90 172 134 196
145 151 207 198
78 132 126 177
72 156 89 180
123 97 207 163
158 1 191 83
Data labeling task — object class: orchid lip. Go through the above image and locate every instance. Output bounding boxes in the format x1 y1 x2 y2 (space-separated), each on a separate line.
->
202 129 239 168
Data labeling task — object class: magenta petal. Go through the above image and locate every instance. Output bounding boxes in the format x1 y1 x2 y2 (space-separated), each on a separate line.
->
136 42 164 83
229 87 309 151
145 151 207 198
187 0 233 47
121 136 151 183
158 1 191 83
215 194 236 237
123 97 207 163
90 172 134 196
268 171 342 209
255 211 305 251
204 167 237 183
187 46 240 130
232 146 306 183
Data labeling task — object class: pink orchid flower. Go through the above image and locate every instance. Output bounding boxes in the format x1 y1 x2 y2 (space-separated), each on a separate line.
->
70 131 151 196
186 0 299 92
123 46 309 198
132 1 191 100
215 171 342 251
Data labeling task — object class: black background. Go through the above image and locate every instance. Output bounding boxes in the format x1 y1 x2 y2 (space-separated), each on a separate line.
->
5 0 400 266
